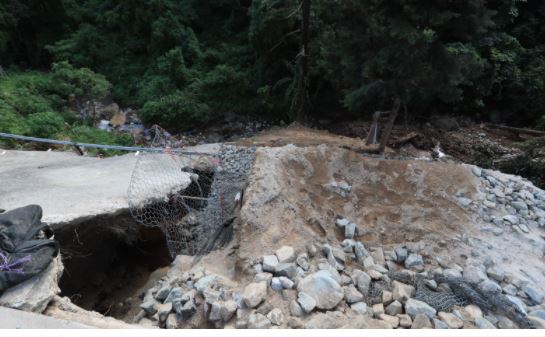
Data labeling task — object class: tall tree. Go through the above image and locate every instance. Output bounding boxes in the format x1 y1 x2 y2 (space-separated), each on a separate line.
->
291 0 311 123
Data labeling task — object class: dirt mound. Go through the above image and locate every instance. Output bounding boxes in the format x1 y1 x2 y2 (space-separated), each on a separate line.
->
237 145 479 270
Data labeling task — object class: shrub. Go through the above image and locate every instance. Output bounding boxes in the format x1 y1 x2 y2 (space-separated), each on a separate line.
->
24 111 65 138
140 91 211 131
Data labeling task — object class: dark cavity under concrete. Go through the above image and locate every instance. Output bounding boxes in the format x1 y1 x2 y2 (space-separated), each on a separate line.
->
55 211 172 319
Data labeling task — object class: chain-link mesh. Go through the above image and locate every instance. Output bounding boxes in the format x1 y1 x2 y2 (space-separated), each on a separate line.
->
127 126 256 257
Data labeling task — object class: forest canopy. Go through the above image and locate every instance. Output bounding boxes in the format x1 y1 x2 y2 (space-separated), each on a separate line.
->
1 0 544 132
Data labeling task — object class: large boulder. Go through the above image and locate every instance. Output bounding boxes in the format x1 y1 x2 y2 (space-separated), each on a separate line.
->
297 270 344 310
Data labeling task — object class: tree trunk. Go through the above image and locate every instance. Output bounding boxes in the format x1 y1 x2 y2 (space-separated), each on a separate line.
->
294 0 310 123
378 98 401 152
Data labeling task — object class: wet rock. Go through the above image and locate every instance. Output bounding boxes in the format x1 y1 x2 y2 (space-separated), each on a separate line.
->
438 311 463 329
385 300 403 316
297 292 316 313
247 313 271 329
411 314 433 329
267 308 284 326
276 246 296 263
262 255 279 273
243 282 268 308
392 281 415 304
505 295 527 315
343 285 364 304
405 299 436 320
351 302 368 315
297 270 344 310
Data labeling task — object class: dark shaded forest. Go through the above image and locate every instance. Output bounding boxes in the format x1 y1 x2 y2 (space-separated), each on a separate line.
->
1 0 545 136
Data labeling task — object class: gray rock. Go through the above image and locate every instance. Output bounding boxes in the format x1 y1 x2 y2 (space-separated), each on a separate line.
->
262 255 279 272
379 313 399 327
458 197 472 207
140 300 158 316
155 285 171 302
220 300 237 322
529 309 545 320
398 314 412 328
438 311 463 328
279 276 294 289
472 166 482 177
317 262 342 283
271 277 283 291
479 279 502 293
275 263 298 278
288 317 304 329
289 300 304 317
296 254 310 271
523 283 544 305
0 255 63 313
405 298 437 319
405 253 424 270
528 316 545 329
433 318 449 329
497 315 517 329
335 218 350 228
166 313 178 329
343 285 364 304
392 280 415 304
345 222 356 239
475 317 496 329
503 214 519 225
385 300 402 316
267 308 284 326
372 303 384 317
395 247 408 263
255 272 273 284
505 295 527 315
511 200 528 211
194 275 217 294
297 270 343 310
411 314 432 329
463 265 488 284
276 246 296 263
443 268 462 279
164 287 183 304
351 302 368 315
354 242 369 264
297 292 316 313
341 239 355 253
242 282 268 308
352 269 372 294
157 302 173 322
179 300 197 319
486 266 505 282
503 284 518 296
247 313 271 329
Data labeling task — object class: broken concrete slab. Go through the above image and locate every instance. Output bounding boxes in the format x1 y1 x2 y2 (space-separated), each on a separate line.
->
0 146 218 227
0 255 63 313
0 306 90 328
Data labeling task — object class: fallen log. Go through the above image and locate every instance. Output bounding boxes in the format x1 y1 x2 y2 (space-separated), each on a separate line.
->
484 123 545 137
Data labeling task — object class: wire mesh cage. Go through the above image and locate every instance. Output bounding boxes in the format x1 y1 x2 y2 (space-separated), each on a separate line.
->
128 126 256 257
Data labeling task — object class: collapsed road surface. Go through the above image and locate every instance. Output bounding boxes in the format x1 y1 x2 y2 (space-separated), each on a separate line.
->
1 127 545 329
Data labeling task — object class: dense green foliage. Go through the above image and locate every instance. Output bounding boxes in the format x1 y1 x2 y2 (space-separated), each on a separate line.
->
1 0 544 131
0 63 130 148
